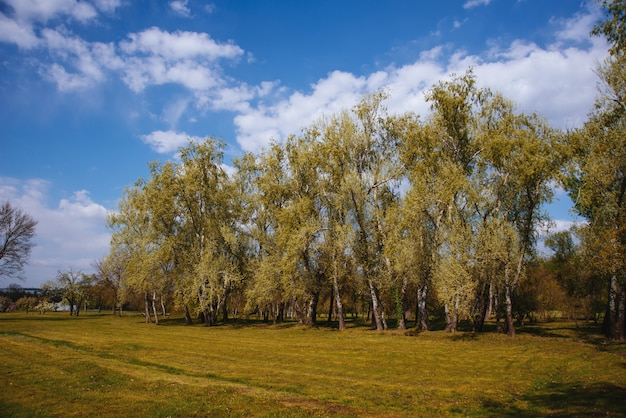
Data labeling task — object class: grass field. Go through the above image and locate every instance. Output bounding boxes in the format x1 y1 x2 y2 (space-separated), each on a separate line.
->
1 312 625 417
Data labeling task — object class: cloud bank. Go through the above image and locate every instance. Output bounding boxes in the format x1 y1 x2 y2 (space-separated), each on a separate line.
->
0 177 110 286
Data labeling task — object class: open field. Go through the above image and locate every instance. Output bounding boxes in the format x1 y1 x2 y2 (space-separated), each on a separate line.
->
1 313 625 417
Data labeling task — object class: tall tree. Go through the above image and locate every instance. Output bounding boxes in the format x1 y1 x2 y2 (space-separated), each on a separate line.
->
0 201 37 279
566 59 626 338
563 3 626 339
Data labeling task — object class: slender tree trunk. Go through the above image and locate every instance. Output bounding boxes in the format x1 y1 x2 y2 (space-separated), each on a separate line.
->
160 296 166 317
332 253 346 330
327 286 334 323
222 293 229 323
306 291 319 326
397 276 409 330
333 276 345 330
486 284 494 320
504 285 515 337
604 274 618 338
416 284 429 330
614 280 626 340
151 291 159 325
144 292 152 324
473 282 490 333
183 305 193 325
368 279 384 330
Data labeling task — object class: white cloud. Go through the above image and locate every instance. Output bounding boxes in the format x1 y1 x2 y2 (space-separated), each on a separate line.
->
230 9 608 153
140 130 194 154
0 12 39 48
92 0 123 13
553 2 603 45
38 28 123 90
463 0 491 10
115 27 245 92
0 177 110 286
169 0 191 17
234 70 373 153
119 27 243 61
2 0 97 23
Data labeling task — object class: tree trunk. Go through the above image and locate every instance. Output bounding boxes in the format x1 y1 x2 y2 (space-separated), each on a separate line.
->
486 284 494 320
416 284 429 330
368 279 384 330
333 274 346 330
444 301 458 333
151 292 160 325
203 309 211 326
160 296 167 317
306 291 319 326
327 286 334 323
505 285 515 337
144 292 152 324
619 285 626 340
473 282 490 333
397 276 409 330
222 293 229 323
183 305 193 325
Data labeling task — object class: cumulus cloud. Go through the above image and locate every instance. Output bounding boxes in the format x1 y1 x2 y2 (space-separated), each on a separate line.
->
2 0 98 24
119 27 243 60
140 130 195 154
230 9 608 153
0 12 39 48
0 4 245 94
0 177 110 286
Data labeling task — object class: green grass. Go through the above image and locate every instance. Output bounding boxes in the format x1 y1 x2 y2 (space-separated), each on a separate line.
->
1 313 625 417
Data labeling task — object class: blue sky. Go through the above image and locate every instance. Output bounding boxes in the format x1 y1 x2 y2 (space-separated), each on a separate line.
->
0 0 608 287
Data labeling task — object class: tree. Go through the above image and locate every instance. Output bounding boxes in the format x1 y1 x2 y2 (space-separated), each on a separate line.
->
15 295 39 314
93 256 125 316
0 201 37 279
592 0 626 58
562 4 626 338
45 269 92 316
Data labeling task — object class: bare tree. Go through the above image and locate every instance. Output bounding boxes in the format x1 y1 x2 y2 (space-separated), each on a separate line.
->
0 201 38 279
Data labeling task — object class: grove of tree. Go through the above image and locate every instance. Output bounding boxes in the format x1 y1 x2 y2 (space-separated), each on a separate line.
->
86 0 626 340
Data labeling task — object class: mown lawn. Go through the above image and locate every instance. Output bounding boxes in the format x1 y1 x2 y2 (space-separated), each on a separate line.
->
1 312 625 417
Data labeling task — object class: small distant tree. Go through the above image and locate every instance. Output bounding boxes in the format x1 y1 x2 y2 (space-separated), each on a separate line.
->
0 201 38 279
15 296 38 314
0 295 14 312
34 299 56 314
44 269 92 316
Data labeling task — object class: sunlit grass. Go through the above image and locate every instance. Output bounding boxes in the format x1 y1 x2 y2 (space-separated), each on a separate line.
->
1 312 625 417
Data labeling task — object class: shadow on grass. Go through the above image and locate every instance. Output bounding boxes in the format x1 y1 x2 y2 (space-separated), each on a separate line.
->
516 324 571 339
480 382 626 417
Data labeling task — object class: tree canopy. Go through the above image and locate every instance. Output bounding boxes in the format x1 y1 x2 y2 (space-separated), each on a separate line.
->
0 201 37 280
